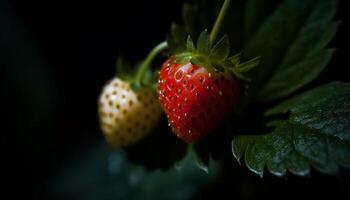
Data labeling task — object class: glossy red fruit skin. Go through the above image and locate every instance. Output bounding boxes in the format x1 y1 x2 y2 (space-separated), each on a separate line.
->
158 57 239 143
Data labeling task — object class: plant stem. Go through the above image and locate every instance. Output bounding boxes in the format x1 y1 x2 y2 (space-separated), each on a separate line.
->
135 41 168 85
210 0 232 43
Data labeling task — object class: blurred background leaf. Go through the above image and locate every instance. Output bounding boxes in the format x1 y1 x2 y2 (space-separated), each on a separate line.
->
175 0 339 102
246 0 338 101
51 140 219 200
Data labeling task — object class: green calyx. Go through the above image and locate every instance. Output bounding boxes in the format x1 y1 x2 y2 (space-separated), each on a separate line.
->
168 29 260 80
115 41 168 91
115 56 158 92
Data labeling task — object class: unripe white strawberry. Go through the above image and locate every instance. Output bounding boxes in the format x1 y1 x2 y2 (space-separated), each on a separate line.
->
98 77 162 148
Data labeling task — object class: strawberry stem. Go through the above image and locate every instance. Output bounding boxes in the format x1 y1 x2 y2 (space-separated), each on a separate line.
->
209 0 232 44
135 41 168 86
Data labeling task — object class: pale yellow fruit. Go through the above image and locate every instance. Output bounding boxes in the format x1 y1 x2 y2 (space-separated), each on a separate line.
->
98 78 162 148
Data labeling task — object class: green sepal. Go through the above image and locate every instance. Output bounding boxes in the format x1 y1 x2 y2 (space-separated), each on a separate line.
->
210 35 230 60
169 29 260 80
186 35 196 52
189 57 203 66
130 67 159 92
196 29 211 54
228 53 241 65
115 56 158 93
236 57 261 73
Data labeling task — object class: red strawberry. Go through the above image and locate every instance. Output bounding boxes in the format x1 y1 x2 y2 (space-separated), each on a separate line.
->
159 58 238 143
159 30 259 143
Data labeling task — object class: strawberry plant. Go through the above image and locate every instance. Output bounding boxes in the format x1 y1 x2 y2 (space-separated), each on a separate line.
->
99 0 349 178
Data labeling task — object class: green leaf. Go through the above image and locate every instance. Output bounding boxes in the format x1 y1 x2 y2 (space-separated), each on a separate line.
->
244 0 282 42
192 147 209 174
258 6 338 100
210 35 230 60
259 49 334 100
190 125 232 173
232 82 350 177
171 143 224 175
232 135 249 164
196 29 211 54
267 82 350 142
244 0 315 95
244 0 338 101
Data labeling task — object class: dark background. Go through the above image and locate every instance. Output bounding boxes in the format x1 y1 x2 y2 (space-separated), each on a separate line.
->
1 0 349 199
